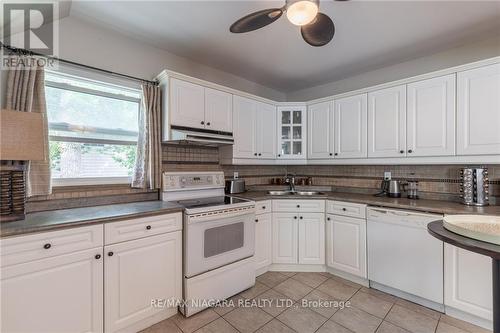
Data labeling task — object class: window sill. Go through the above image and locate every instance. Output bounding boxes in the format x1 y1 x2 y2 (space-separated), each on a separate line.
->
52 177 131 187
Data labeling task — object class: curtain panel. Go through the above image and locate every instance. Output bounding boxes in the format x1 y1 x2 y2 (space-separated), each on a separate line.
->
5 56 51 197
132 84 162 190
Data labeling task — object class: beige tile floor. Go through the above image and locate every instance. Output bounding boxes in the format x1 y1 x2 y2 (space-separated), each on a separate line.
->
140 271 492 333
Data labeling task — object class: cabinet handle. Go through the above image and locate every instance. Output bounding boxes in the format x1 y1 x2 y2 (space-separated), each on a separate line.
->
296 205 300 208
95 254 101 260
43 243 51 249
400 150 404 154
255 219 259 223
146 225 152 230
258 153 262 156
334 153 338 156
299 216 303 219
108 251 114 257
342 208 347 211
408 149 413 153
327 217 331 221
278 154 281 157
262 206 266 209
254 153 257 156
294 216 297 219
329 153 333 156
206 122 211 126
201 121 205 125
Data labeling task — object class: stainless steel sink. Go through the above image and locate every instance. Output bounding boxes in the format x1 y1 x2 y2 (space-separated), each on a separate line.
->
267 190 293 196
295 191 325 196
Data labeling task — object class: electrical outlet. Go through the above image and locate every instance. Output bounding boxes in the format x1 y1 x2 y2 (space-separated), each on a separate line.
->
384 171 392 180
234 172 239 179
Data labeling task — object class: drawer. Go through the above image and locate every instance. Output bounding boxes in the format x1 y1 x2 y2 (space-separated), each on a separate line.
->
272 200 325 213
0 224 103 267
105 212 182 245
327 200 366 219
255 200 272 215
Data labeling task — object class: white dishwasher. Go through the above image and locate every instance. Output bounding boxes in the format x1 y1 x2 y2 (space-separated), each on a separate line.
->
367 207 444 306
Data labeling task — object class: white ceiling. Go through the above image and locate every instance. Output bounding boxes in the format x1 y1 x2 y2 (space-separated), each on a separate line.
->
69 1 500 93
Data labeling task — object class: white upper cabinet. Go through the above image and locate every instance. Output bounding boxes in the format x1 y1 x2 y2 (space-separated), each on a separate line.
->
233 95 257 159
457 63 500 155
257 102 277 159
232 96 276 159
407 74 456 157
170 78 232 132
170 78 205 129
334 94 368 158
308 101 334 159
368 85 407 158
205 87 233 133
277 106 307 159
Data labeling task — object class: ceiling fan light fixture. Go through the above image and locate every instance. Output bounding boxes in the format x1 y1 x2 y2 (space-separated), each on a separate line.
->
286 0 319 26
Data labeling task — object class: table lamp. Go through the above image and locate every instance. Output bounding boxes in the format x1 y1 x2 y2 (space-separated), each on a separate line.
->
1 109 45 222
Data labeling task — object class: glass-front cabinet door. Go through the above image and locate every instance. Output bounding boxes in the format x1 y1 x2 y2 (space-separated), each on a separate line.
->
277 105 307 159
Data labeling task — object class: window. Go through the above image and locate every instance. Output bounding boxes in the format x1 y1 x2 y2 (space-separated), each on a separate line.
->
45 70 141 186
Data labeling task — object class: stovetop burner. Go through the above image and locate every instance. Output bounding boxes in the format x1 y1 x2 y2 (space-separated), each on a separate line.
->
175 196 251 210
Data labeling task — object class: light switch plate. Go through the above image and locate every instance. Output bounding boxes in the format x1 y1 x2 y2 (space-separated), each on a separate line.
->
384 171 392 180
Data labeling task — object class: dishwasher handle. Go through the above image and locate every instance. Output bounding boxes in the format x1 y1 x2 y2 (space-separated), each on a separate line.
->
367 207 442 229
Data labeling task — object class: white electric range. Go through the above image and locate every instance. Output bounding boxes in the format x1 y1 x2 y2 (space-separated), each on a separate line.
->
162 171 256 317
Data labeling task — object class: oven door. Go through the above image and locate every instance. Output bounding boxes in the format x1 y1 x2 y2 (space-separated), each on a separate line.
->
184 210 255 278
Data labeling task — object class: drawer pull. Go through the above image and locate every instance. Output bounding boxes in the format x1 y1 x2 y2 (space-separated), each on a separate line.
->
108 251 114 257
146 225 152 230
255 219 259 223
43 243 51 250
299 216 303 219
342 208 347 211
95 254 101 260
327 217 331 221
262 206 266 209
294 216 297 219
296 205 300 208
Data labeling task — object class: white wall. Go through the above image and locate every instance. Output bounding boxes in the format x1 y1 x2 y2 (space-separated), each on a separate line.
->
0 15 286 108
286 35 500 101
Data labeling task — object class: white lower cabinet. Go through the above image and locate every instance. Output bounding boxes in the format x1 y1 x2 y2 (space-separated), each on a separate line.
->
1 247 104 333
298 213 325 265
272 212 325 265
444 244 493 321
272 213 298 264
326 214 367 278
254 212 272 271
105 231 182 333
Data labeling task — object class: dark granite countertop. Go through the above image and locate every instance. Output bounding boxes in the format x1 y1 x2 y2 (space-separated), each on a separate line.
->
1 201 184 238
232 191 500 216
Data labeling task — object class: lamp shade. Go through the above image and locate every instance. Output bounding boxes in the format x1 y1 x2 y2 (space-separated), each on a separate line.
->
1 109 45 161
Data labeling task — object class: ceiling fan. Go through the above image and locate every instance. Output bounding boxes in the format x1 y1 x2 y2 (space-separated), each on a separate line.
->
229 0 346 47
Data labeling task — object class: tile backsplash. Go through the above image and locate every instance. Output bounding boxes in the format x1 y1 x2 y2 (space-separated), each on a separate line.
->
162 145 499 204
27 144 499 212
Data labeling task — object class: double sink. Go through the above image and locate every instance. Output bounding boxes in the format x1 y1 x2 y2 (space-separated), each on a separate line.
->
267 190 325 196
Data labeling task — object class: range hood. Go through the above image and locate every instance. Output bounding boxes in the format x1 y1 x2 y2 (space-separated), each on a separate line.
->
168 126 234 146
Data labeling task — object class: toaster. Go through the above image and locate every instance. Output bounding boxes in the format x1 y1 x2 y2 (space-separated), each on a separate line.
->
225 178 246 194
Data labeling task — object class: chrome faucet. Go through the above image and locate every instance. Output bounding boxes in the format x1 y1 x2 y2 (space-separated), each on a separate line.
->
284 174 296 193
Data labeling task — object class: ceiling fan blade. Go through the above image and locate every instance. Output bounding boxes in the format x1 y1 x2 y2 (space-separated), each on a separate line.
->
230 8 283 33
300 13 335 47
